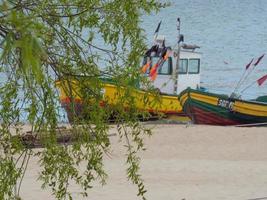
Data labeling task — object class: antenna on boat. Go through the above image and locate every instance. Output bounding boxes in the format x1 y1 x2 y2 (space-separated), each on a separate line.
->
173 18 184 94
177 18 180 38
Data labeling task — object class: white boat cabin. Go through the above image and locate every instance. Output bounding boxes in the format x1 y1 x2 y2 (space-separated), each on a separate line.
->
143 43 202 95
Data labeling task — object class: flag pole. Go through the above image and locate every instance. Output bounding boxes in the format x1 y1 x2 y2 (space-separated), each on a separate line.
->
238 54 264 91
153 20 162 43
235 63 255 93
241 54 265 84
230 58 253 97
141 21 162 73
239 81 257 95
231 54 264 97
240 73 267 95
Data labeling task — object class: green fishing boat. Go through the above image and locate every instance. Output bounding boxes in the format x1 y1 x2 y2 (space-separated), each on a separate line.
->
179 87 267 126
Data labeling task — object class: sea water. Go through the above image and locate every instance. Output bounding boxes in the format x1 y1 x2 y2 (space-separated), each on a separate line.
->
142 0 267 99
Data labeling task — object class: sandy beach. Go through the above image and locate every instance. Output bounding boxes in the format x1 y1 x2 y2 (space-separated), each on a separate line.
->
20 124 267 200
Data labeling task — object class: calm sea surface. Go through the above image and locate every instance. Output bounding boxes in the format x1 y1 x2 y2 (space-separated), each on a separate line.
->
142 0 267 98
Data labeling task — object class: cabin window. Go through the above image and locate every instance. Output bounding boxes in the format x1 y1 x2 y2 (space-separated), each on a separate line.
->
143 56 172 75
188 59 200 74
158 57 172 75
178 59 188 74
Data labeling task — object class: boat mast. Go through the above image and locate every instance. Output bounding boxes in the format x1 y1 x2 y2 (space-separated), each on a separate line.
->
173 18 183 94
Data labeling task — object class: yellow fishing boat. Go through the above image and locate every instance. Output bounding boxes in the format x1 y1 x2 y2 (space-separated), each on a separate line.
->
56 80 183 121
56 19 203 122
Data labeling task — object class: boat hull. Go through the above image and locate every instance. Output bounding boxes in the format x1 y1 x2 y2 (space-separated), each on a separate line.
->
179 88 267 126
56 80 184 122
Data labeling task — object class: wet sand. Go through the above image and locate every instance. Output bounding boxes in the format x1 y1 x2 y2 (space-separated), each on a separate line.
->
20 124 267 200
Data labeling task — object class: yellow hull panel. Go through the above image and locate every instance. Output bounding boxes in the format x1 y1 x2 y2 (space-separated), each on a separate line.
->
56 81 183 115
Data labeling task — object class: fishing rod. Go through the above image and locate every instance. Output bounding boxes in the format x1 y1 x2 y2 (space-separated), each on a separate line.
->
149 50 170 81
142 19 182 84
151 18 183 85
141 20 162 73
154 20 162 42
141 20 173 78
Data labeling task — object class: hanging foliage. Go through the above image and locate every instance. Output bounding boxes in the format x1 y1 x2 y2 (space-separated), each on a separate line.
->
0 0 168 199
